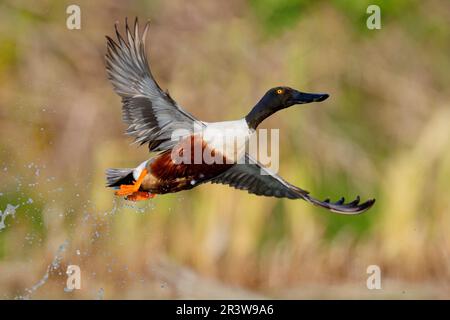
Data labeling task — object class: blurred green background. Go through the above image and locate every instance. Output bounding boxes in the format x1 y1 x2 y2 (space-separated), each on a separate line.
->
0 0 449 299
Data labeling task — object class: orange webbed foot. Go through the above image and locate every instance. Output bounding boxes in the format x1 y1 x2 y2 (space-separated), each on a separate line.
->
114 169 148 196
126 191 156 201
115 184 137 196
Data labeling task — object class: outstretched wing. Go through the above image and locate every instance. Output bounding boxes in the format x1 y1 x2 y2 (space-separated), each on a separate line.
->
105 18 201 152
210 154 375 214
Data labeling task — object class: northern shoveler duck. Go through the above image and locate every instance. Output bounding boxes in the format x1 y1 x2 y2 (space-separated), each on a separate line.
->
105 19 375 214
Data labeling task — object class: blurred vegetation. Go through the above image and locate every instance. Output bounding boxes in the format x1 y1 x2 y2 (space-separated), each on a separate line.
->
0 0 449 299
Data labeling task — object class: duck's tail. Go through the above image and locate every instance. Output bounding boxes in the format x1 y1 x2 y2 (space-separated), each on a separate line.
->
105 168 135 187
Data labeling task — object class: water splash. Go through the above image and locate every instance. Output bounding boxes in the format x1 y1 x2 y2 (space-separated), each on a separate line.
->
19 240 70 299
97 288 104 300
0 204 19 231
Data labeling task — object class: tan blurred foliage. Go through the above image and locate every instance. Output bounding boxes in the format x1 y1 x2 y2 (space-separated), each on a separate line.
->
0 0 449 299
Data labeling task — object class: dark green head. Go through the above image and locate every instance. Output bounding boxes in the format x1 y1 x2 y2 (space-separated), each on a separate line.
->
245 87 329 129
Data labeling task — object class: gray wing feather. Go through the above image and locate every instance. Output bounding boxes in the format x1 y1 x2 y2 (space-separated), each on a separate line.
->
106 18 201 152
210 154 375 214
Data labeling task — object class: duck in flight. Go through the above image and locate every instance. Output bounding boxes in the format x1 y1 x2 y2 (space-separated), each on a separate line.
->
105 19 375 214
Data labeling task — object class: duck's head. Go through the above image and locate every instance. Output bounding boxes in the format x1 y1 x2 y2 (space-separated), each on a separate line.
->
245 87 329 129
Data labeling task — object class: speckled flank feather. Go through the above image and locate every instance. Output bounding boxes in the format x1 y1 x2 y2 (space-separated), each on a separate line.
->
141 135 234 194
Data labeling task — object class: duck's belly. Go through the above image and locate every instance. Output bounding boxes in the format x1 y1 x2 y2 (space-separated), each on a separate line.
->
140 135 234 194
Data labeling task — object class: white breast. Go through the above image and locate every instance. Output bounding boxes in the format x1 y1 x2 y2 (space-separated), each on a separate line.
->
202 119 254 162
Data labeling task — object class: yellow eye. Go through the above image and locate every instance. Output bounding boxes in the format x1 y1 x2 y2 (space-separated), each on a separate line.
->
276 89 283 94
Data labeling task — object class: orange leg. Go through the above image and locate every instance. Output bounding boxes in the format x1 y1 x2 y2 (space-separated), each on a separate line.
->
126 191 156 201
115 169 148 196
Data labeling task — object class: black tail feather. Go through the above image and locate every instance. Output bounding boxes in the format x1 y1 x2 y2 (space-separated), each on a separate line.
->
106 168 134 187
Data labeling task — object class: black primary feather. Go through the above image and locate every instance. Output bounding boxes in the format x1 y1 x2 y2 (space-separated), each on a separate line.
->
210 154 375 214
